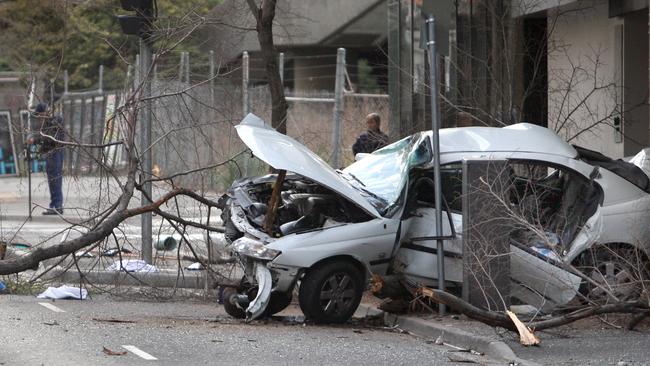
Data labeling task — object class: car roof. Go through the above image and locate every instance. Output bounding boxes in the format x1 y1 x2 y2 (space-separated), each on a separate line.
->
427 123 578 158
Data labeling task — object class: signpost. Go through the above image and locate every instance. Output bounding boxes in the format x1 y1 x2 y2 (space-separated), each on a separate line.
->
421 15 446 316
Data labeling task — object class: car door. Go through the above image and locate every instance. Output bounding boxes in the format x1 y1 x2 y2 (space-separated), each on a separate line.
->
392 163 464 286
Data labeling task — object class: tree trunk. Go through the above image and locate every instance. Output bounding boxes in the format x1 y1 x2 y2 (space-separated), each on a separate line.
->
247 0 288 134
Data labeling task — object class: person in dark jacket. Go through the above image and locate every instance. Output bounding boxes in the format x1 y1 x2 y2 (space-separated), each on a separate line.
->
352 113 389 156
27 102 65 215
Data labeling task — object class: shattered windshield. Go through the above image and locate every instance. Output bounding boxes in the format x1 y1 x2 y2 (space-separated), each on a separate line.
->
341 133 430 212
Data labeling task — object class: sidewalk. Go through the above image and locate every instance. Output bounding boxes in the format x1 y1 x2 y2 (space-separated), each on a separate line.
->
376 308 650 366
0 174 225 276
0 175 111 223
0 175 222 224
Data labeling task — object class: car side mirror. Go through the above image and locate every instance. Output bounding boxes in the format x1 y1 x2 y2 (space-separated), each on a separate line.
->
355 153 370 161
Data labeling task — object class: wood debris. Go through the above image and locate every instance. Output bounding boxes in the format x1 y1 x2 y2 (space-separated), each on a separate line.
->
506 310 540 346
102 347 127 356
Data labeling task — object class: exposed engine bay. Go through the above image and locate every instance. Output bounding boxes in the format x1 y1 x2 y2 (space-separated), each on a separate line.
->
218 173 372 241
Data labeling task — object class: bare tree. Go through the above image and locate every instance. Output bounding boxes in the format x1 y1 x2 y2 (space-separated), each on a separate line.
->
245 0 288 134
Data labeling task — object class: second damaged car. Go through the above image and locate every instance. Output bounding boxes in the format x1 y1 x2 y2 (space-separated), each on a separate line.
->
217 114 650 323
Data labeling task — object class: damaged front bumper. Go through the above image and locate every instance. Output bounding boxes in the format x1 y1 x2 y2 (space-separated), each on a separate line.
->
230 236 300 321
246 261 273 320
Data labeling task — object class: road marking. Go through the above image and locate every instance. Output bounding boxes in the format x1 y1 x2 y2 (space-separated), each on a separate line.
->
38 302 65 313
122 345 158 360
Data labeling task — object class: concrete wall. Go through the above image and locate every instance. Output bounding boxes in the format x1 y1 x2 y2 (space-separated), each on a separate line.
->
547 0 625 158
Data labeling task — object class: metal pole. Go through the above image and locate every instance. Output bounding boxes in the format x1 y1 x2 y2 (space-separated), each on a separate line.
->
27 146 31 220
140 38 153 264
331 48 345 169
98 65 104 93
427 16 446 316
49 79 54 106
209 50 215 107
185 52 190 83
64 70 69 95
279 52 284 84
135 54 140 88
178 52 184 84
153 58 158 85
242 51 249 116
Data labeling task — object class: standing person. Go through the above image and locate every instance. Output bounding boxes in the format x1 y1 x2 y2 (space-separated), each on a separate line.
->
27 102 65 215
352 113 389 156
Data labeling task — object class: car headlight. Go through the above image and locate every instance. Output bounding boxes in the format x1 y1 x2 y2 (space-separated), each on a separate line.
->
232 237 281 261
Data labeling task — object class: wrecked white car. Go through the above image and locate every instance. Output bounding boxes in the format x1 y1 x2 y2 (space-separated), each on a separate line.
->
217 114 650 323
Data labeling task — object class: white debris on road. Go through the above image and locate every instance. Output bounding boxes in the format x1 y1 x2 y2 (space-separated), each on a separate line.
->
37 285 88 300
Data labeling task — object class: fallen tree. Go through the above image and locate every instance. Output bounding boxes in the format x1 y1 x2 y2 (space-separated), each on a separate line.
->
419 287 650 332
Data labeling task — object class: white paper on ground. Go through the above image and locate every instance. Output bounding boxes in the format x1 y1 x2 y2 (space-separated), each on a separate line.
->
37 285 88 300
107 259 159 273
185 262 204 271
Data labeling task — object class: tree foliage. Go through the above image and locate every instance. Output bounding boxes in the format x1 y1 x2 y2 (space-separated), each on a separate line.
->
0 0 220 91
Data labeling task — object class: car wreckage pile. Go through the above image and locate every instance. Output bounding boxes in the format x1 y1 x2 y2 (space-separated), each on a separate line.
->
216 114 650 324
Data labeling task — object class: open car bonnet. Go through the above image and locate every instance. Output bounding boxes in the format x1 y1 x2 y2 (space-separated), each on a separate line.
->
235 114 381 218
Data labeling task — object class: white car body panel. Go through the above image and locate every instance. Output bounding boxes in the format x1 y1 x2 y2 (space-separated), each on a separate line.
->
230 114 650 317
394 209 464 284
267 218 400 275
235 114 380 218
436 123 578 158
510 245 582 311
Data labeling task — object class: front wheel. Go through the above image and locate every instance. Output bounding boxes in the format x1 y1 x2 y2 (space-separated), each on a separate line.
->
223 287 246 319
265 291 293 316
299 261 364 323
223 282 292 319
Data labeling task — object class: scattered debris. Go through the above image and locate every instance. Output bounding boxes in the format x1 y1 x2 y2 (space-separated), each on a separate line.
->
0 280 7 294
446 352 481 364
443 342 484 356
185 262 204 271
352 329 363 334
506 310 540 346
101 247 133 257
92 318 137 324
509 305 539 317
106 259 159 273
37 285 87 300
74 250 94 258
378 298 410 314
102 347 127 356
43 321 59 326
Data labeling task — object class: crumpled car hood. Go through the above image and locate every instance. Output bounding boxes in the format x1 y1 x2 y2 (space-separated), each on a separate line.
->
235 114 381 218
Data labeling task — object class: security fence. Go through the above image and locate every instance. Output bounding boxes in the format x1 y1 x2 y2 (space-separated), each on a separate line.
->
50 49 389 190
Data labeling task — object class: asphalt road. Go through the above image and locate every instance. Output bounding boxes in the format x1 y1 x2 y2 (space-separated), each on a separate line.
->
1 295 465 366
505 321 650 366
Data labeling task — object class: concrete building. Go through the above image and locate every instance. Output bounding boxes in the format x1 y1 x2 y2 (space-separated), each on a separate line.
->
205 0 388 93
525 0 648 158
389 0 649 158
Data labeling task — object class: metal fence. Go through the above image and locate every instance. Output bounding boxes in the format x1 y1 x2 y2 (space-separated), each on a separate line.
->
55 48 389 190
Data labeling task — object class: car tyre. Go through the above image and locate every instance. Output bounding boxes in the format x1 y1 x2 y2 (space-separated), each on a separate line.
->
222 287 246 319
299 261 364 324
265 291 293 316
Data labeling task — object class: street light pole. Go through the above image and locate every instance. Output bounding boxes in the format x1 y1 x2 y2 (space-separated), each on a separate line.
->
140 37 153 265
118 0 156 264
